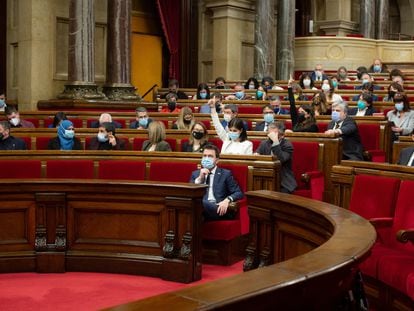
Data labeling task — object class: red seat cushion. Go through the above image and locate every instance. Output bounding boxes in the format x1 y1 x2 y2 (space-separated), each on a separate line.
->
349 174 400 220
208 138 223 150
46 160 94 179
148 161 197 183
378 255 414 298
0 160 42 178
20 137 31 150
358 123 385 162
291 141 319 189
98 160 146 180
133 138 146 151
36 137 53 150
202 220 241 241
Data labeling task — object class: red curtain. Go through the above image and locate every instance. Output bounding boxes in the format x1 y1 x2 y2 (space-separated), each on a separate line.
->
156 0 180 81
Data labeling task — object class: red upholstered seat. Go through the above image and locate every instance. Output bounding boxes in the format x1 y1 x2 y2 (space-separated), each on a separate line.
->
36 137 53 150
207 138 223 150
284 120 292 130
349 174 400 220
0 160 42 178
291 141 324 201
43 118 83 128
358 123 386 162
360 180 414 298
148 161 197 183
20 137 31 150
165 138 177 151
251 139 261 152
98 160 146 180
46 160 94 179
317 122 328 133
238 106 262 114
24 118 39 128
200 120 211 129
132 137 146 151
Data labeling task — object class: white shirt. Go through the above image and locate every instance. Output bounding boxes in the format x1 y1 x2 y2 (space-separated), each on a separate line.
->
211 111 253 155
195 166 217 201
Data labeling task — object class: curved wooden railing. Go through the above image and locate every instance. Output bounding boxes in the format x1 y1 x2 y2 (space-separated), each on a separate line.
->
107 190 376 310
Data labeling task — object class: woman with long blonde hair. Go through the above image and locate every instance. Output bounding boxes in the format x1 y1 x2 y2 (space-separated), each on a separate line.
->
172 106 195 130
142 121 172 151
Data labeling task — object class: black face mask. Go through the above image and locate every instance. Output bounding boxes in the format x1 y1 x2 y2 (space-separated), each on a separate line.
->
298 113 306 123
215 102 222 113
168 101 176 111
216 85 225 89
184 119 192 124
192 131 204 140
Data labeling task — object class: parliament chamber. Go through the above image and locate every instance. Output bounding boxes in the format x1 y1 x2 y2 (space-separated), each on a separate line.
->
1 0 414 310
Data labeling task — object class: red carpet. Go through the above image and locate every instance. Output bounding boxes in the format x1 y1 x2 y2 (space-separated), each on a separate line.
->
0 261 243 310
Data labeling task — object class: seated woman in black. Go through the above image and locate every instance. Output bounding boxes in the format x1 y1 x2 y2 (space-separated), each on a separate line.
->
47 120 82 150
286 77 318 133
87 122 125 150
181 121 209 152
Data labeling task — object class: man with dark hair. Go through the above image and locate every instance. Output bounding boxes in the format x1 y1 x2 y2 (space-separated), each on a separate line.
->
190 144 243 220
255 122 297 193
200 92 223 113
87 122 125 150
220 103 248 131
0 121 27 150
5 106 35 128
162 79 187 99
130 107 153 129
255 104 276 131
161 92 181 113
213 77 228 89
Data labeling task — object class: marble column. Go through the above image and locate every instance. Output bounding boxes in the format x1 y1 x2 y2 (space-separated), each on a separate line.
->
102 0 140 101
360 0 376 39
59 0 105 99
276 0 295 80
376 0 389 39
254 0 276 79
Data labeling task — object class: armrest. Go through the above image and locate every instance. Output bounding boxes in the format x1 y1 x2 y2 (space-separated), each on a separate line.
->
363 150 372 162
301 170 324 184
365 150 386 163
370 217 393 244
397 229 414 244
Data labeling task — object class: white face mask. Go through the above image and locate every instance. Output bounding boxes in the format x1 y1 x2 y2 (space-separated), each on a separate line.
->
10 117 20 126
248 84 255 90
303 79 311 87
321 84 330 92
223 114 232 122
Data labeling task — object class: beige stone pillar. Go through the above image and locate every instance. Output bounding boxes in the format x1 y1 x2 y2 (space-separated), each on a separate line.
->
376 0 389 39
317 0 358 36
205 0 255 81
360 0 376 38
276 0 295 80
7 0 55 110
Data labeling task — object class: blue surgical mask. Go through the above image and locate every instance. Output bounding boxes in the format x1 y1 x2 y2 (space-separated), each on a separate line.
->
64 129 75 139
228 132 240 141
235 91 244 99
264 113 274 123
201 157 215 170
332 81 338 88
321 84 330 92
373 65 381 73
199 92 207 99
331 111 341 122
362 79 369 85
97 132 108 142
0 99 5 108
357 100 366 110
395 102 404 111
139 117 148 128
256 91 264 99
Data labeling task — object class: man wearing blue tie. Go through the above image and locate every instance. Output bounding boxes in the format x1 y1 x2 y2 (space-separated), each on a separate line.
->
190 144 243 220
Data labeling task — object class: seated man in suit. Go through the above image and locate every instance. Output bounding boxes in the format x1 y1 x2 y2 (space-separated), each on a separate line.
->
0 121 27 150
130 107 153 129
90 113 122 129
310 64 328 82
87 122 125 150
398 130 414 165
255 122 297 193
325 102 364 161
190 144 243 221
220 103 248 131
255 104 275 131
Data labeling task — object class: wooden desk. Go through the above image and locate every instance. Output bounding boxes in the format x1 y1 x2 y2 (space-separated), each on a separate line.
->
0 179 205 283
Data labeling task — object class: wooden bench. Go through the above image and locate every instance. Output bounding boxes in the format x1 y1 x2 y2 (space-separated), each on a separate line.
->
105 190 375 310
331 161 414 310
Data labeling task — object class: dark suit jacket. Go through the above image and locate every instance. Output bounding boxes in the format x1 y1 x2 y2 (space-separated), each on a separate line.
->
129 118 153 129
348 106 375 116
190 167 243 203
254 121 270 131
398 146 414 165
310 72 328 82
0 136 27 150
221 119 249 131
87 137 125 150
255 138 297 193
142 140 171 151
327 116 364 160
